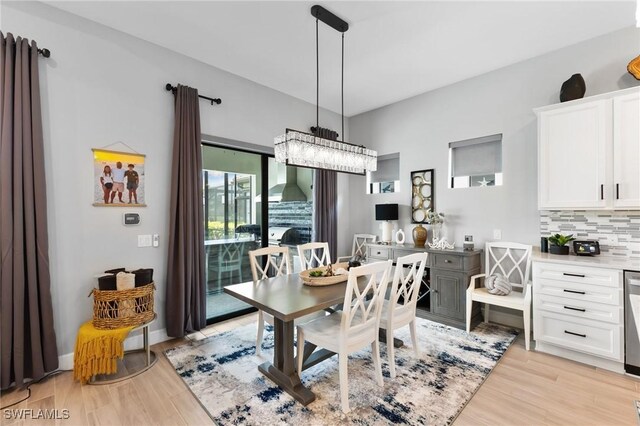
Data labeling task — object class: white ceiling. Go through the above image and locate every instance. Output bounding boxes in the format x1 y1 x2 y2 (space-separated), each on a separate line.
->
44 1 636 116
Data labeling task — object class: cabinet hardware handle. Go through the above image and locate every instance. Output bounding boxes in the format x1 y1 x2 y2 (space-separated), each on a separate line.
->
616 183 619 200
563 289 586 295
563 305 586 312
444 259 452 263
600 184 604 200
564 330 586 338
563 273 585 278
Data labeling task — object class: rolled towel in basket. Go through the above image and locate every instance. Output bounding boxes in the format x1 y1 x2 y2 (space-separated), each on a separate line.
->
116 272 136 317
485 274 512 296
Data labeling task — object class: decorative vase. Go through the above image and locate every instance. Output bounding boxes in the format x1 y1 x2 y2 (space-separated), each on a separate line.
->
628 55 640 80
395 229 405 245
549 245 569 255
412 224 427 247
431 223 442 243
560 73 586 102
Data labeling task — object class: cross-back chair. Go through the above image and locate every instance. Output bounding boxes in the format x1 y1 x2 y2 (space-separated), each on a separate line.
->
466 242 533 349
297 242 332 271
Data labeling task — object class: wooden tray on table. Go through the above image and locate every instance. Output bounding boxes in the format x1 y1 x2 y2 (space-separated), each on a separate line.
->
300 262 350 286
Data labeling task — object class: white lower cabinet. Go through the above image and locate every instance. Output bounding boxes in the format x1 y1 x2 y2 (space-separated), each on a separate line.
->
533 261 624 372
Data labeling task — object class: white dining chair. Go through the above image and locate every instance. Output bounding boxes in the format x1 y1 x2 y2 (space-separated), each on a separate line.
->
297 242 332 271
336 233 377 262
296 260 393 413
466 242 533 350
379 252 428 378
248 246 291 355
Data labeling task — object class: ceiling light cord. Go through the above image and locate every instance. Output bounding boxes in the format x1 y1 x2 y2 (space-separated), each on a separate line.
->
341 32 344 142
316 17 319 133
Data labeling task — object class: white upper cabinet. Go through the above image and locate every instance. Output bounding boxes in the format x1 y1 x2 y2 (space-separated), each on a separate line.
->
613 92 640 208
536 87 640 211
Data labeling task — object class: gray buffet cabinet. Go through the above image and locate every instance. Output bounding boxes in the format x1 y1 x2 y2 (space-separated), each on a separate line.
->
366 243 483 329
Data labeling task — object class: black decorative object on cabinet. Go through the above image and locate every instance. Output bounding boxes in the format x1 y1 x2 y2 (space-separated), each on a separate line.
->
559 74 586 102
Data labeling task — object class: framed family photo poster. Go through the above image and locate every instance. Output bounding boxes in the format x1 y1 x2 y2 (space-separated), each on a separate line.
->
93 148 146 207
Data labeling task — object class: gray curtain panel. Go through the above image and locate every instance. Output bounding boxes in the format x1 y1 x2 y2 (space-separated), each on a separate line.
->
165 85 206 337
313 169 338 258
0 32 59 389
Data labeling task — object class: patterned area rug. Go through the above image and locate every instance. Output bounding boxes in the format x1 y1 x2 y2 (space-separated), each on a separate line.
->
165 318 518 425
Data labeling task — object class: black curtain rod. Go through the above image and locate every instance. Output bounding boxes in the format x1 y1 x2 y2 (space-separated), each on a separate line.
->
165 83 222 105
37 48 51 58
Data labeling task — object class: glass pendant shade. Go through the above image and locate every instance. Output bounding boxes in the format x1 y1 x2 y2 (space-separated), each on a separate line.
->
274 129 377 175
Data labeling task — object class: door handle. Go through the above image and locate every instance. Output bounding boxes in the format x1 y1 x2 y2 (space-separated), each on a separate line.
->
563 305 586 312
616 183 619 200
600 184 604 200
564 330 586 338
563 289 586 295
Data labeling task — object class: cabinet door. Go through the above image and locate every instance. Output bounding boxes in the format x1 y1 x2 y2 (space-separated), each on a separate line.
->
538 100 610 209
613 92 640 209
431 270 465 320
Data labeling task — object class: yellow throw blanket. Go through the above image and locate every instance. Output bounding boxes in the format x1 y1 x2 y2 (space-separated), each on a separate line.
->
73 321 134 383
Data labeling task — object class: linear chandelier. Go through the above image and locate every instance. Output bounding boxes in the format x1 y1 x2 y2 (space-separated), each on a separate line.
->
274 5 377 176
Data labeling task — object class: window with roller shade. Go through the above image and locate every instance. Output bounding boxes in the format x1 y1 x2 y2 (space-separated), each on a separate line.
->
366 153 400 194
448 134 503 188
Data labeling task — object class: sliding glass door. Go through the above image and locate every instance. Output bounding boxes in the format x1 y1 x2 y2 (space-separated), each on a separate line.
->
202 144 314 323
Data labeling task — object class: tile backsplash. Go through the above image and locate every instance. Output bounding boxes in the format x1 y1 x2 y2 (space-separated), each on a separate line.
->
540 211 640 259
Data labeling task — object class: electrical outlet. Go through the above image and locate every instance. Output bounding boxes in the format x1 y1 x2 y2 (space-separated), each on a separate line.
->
493 229 502 240
152 234 159 247
138 234 152 247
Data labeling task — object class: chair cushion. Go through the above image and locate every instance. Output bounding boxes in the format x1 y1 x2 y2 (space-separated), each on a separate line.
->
471 287 526 310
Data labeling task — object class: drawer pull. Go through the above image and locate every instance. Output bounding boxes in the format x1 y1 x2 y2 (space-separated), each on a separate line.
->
564 330 586 338
563 305 586 313
563 289 585 295
563 273 585 278
444 259 452 263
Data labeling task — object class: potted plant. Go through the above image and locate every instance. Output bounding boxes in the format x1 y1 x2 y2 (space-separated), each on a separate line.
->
547 233 575 255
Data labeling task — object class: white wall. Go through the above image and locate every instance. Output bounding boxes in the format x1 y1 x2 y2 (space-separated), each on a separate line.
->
2 1 351 358
348 26 640 248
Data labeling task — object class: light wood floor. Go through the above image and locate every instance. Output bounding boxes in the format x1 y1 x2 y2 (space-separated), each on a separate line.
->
2 312 638 425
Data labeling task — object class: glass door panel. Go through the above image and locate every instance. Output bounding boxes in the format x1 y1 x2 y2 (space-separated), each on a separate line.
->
203 146 262 321
267 158 314 273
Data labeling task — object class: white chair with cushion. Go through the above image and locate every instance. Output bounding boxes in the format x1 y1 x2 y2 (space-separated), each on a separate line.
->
296 260 393 413
466 242 533 350
336 233 377 262
249 246 291 355
297 242 331 271
379 252 428 378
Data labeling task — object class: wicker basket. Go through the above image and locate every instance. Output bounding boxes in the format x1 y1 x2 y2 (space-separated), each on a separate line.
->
91 282 155 329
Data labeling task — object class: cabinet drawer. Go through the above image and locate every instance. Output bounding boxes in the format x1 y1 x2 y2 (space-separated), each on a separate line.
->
432 253 463 271
535 293 623 324
367 246 390 260
535 278 621 306
533 262 620 288
534 311 622 361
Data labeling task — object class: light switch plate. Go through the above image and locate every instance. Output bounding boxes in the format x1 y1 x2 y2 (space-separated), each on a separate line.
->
138 234 152 247
152 234 159 247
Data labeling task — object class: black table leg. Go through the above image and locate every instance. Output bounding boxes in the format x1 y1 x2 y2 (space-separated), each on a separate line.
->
378 329 404 348
257 317 316 405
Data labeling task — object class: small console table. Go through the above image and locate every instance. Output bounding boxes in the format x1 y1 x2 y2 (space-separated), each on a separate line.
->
366 243 483 330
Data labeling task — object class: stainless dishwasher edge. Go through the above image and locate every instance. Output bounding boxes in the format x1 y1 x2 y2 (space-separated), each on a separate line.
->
624 270 640 376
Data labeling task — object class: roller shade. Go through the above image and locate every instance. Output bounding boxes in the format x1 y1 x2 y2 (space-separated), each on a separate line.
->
450 134 502 177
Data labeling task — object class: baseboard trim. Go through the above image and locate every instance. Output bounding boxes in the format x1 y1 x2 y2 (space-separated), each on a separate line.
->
535 341 624 374
58 327 171 371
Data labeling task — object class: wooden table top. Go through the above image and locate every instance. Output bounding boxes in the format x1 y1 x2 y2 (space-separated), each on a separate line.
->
224 274 365 322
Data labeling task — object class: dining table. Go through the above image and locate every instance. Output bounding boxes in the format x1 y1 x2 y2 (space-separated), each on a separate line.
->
224 272 402 405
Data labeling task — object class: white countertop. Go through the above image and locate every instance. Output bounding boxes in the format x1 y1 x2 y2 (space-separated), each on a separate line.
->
533 248 640 271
